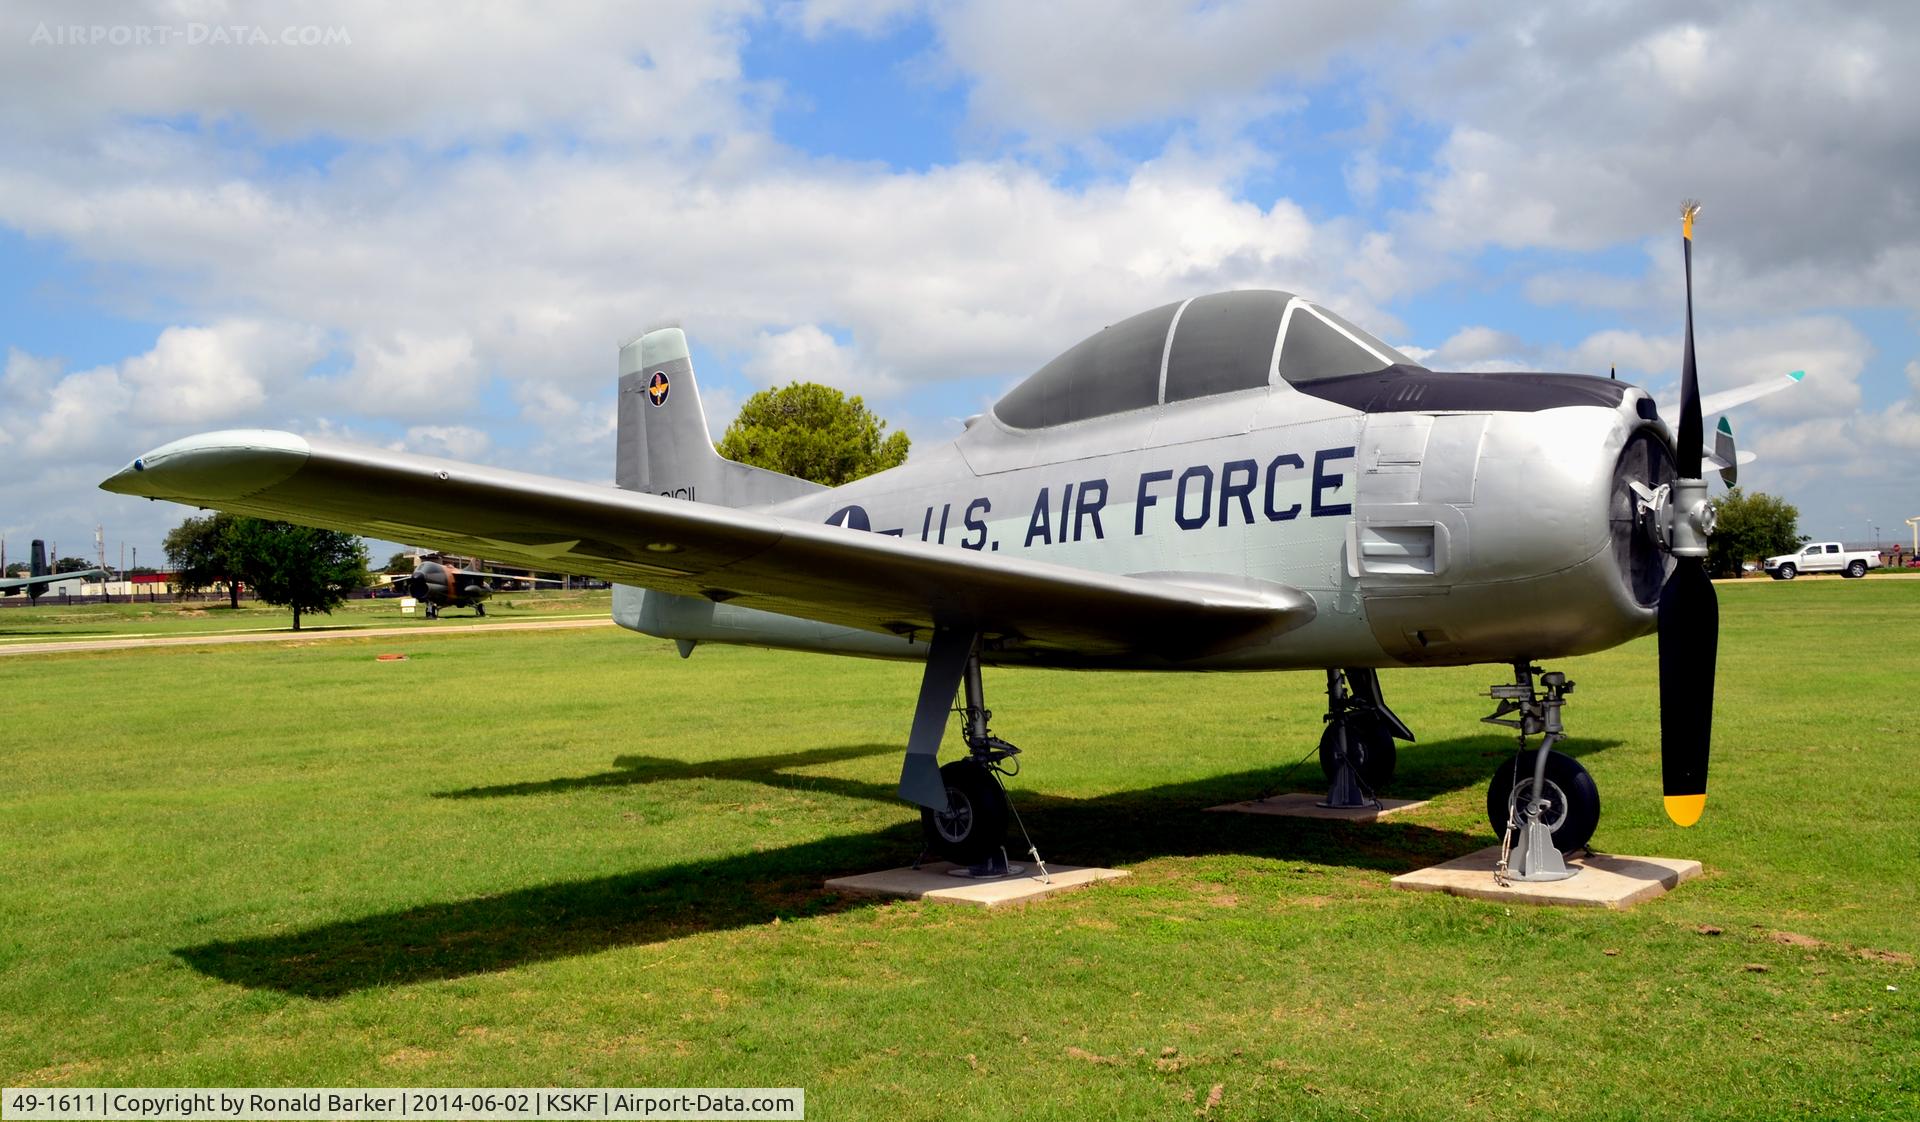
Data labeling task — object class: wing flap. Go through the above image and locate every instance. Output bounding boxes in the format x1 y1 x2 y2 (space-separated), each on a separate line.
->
104 430 1315 657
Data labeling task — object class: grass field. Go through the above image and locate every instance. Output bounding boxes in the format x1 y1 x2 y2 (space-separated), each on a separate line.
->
0 590 614 642
2 578 1915 1119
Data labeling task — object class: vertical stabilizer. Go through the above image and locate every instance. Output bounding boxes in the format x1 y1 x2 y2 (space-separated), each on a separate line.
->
615 327 822 508
27 539 48 603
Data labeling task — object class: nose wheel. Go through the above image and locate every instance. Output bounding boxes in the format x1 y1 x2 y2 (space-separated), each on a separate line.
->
1482 664 1599 882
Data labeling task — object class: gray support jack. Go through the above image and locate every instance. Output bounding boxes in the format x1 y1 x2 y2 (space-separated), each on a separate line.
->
1483 664 1579 883
1318 669 1376 810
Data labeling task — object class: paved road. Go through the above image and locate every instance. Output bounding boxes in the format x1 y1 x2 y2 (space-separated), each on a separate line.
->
0 616 615 658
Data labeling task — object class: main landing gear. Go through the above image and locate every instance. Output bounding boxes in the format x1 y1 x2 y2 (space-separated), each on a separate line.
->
898 629 1046 879
1481 664 1600 882
1318 668 1414 809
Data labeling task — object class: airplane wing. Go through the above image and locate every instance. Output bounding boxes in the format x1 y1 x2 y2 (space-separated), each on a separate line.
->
0 568 107 592
102 430 1315 658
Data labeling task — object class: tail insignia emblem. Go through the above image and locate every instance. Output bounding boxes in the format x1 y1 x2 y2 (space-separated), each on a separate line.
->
647 371 670 407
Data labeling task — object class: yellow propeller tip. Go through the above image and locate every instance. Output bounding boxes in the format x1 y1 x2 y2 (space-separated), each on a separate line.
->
1664 793 1706 827
1681 200 1702 241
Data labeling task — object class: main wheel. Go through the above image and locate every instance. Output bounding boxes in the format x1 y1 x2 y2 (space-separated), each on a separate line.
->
1487 749 1600 854
1777 563 1797 580
476 602 487 616
1845 560 1867 579
920 759 1010 866
1319 712 1397 793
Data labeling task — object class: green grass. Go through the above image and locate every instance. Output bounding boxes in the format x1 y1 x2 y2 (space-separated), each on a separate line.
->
0 589 613 642
2 580 1915 1118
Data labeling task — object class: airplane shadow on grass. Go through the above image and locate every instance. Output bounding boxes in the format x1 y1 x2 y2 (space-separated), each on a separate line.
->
176 733 1620 999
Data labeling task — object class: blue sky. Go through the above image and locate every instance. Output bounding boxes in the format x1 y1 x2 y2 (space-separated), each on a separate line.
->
3 1 1917 568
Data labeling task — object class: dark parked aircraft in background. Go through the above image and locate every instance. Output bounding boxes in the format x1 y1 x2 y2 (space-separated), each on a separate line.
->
402 558 561 618
1 540 106 601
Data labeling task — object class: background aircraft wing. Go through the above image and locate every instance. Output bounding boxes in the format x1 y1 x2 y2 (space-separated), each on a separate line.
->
1 569 107 592
103 431 1315 658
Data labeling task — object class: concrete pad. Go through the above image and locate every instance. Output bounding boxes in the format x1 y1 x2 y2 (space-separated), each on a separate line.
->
1391 845 1701 909
825 862 1128 908
1206 792 1430 822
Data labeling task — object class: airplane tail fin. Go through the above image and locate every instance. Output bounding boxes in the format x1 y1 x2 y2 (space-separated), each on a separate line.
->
615 327 822 508
26 539 48 602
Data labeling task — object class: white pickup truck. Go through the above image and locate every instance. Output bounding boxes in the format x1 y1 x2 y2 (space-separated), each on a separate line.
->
1763 541 1884 580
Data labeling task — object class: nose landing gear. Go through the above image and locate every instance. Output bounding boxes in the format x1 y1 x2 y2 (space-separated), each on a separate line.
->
1482 664 1600 883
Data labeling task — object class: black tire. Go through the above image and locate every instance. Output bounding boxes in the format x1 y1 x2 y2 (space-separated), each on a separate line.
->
476 602 487 616
1318 712 1397 793
1487 749 1600 854
920 759 1010 865
1778 563 1797 581
1845 560 1867 579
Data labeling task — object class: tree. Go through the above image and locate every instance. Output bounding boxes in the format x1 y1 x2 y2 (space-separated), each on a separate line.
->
383 551 418 575
53 556 94 573
226 519 370 630
165 513 248 607
1707 487 1804 578
717 382 910 485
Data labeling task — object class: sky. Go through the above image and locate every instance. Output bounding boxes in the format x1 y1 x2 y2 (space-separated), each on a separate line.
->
2 0 1917 573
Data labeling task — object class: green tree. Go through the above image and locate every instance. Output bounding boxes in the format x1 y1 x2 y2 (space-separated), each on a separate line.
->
383 551 418 575
226 519 370 630
53 557 94 573
1708 487 1804 578
165 513 248 607
717 382 910 485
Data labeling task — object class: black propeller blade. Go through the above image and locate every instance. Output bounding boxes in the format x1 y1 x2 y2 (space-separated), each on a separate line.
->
1658 202 1717 827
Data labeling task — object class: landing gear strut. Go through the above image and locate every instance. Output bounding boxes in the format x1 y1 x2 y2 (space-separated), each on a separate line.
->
1318 668 1412 809
1481 664 1600 882
900 630 1047 879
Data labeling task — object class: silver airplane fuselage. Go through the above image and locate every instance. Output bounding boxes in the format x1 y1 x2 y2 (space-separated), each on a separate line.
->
619 375 1675 672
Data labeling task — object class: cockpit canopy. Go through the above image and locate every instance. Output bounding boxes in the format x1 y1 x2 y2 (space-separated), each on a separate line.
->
993 290 1416 430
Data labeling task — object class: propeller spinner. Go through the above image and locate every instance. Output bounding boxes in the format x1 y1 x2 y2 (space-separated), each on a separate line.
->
1655 201 1719 827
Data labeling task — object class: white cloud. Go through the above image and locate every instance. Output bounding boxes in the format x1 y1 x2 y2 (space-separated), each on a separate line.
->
123 320 327 423
394 425 490 460
929 0 1408 138
0 2 761 149
1432 325 1527 367
0 320 326 461
333 332 477 417
742 324 898 396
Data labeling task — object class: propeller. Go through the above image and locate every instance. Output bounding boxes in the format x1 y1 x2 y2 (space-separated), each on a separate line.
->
1656 201 1719 827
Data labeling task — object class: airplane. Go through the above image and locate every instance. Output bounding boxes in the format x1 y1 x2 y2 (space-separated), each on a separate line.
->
102 205 1798 881
1 540 108 601
388 555 564 618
